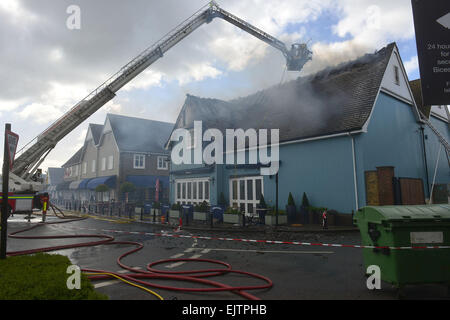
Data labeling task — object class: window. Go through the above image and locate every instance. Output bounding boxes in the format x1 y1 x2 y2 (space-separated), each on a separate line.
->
107 155 114 170
157 156 168 170
394 66 400 86
82 162 87 175
74 165 79 176
229 176 263 214
101 157 106 171
91 159 96 173
175 178 210 205
133 154 145 169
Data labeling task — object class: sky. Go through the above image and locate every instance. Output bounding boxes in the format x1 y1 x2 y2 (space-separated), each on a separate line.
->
0 0 422 175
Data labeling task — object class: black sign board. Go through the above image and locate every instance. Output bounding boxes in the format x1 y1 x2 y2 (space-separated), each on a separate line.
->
411 0 450 106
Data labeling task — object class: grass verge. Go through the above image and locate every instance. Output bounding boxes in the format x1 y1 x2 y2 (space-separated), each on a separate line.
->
0 253 107 300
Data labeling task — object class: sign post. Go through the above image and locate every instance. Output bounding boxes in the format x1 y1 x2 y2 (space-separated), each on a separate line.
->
411 0 450 106
1 124 19 259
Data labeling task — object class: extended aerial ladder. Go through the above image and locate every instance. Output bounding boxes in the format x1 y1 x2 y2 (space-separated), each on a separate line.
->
11 1 312 191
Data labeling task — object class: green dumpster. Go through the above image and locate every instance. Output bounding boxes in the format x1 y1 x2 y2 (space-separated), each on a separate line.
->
354 204 450 288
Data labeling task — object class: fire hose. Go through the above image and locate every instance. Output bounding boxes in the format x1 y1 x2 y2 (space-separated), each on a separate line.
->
6 215 273 300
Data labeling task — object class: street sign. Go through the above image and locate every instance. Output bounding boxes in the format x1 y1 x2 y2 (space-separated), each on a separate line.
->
411 0 450 106
6 130 19 170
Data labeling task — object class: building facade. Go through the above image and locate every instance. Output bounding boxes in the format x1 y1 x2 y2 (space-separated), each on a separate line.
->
167 43 449 214
59 113 174 209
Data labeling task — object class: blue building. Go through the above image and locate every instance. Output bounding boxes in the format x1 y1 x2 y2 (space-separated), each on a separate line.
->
167 43 449 215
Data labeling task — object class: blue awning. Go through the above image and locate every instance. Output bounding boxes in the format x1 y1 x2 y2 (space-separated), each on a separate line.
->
125 175 169 188
79 178 91 190
86 175 117 190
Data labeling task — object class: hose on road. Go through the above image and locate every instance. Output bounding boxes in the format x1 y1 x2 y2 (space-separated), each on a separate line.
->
6 214 273 300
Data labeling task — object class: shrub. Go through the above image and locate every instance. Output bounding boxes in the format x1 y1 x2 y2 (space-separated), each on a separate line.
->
95 184 109 193
301 192 310 208
194 201 209 213
171 203 181 210
258 195 267 209
120 182 136 194
287 192 296 207
225 207 240 214
152 201 161 209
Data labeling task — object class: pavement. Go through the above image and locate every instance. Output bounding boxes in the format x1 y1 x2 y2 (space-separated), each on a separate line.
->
4 212 449 300
59 210 360 234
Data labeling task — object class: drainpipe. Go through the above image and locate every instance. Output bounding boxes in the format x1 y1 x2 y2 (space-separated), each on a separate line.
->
348 133 359 211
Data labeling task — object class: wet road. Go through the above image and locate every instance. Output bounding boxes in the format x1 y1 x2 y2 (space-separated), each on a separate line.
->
5 215 449 300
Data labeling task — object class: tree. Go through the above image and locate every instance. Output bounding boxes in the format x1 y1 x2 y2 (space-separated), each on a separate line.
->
95 184 109 202
120 182 136 203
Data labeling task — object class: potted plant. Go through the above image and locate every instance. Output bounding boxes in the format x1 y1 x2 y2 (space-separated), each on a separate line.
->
223 206 240 224
95 184 109 202
300 192 311 224
120 182 136 204
286 192 297 224
218 192 227 209
256 195 268 225
193 201 209 221
265 208 287 226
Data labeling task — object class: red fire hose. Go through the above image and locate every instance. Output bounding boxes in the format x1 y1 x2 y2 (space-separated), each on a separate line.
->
6 216 273 300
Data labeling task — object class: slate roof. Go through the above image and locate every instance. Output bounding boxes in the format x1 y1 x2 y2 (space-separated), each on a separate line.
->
62 147 83 167
107 113 174 154
89 123 103 145
171 42 396 144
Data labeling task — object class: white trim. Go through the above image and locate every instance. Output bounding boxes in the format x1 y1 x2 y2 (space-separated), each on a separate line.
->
279 130 365 148
157 156 169 170
175 178 210 205
133 154 145 169
229 176 263 214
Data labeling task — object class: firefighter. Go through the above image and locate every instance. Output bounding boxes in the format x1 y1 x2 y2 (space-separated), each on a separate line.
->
322 208 328 230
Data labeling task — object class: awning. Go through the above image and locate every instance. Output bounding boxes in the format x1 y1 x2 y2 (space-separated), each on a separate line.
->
86 175 117 190
69 180 83 190
79 178 91 190
56 181 71 191
125 175 169 188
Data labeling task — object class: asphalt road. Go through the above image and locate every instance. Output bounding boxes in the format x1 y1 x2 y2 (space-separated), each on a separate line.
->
5 215 449 300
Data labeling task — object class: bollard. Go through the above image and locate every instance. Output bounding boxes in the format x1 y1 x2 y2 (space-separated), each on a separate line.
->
210 212 213 228
153 209 156 223
141 207 144 221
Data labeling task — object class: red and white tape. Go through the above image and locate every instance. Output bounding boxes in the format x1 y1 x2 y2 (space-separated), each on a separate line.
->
56 225 450 250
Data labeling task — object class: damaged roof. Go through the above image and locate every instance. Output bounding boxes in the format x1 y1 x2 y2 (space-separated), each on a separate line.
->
171 42 396 144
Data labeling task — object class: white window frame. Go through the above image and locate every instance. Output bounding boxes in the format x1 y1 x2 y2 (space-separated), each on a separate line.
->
157 156 168 170
133 154 145 169
91 159 96 173
107 155 114 170
229 176 263 214
82 162 87 175
175 178 210 205
101 157 106 171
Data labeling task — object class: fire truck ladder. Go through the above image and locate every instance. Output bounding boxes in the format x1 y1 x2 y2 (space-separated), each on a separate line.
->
419 110 450 168
12 1 312 184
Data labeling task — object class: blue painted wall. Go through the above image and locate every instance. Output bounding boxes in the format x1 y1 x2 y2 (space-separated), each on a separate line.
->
168 91 449 211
